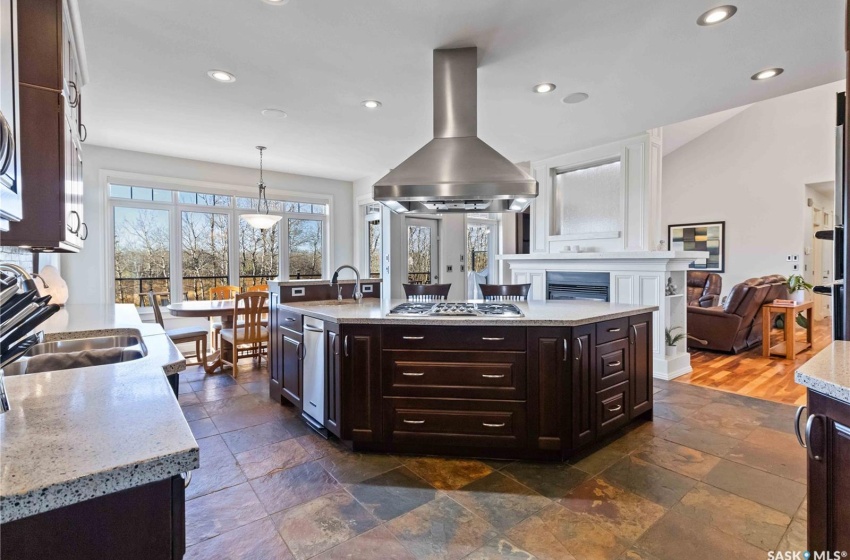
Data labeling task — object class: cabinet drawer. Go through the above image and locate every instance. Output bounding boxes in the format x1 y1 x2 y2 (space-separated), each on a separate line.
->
383 326 526 351
596 318 629 344
278 307 302 336
596 338 628 390
384 398 526 449
383 350 525 399
597 381 630 436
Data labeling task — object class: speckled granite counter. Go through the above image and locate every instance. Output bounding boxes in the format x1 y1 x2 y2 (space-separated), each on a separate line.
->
281 298 658 326
796 341 850 405
0 304 199 523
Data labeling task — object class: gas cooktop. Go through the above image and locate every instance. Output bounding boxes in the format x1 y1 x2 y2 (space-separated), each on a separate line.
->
388 302 524 317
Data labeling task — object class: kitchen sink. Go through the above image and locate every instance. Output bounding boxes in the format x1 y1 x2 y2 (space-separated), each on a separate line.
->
24 335 142 356
3 333 147 376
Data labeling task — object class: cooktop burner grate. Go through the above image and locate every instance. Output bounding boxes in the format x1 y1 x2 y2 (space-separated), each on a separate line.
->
388 302 524 317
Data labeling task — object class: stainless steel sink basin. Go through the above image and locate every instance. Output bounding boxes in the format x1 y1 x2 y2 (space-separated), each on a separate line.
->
24 335 142 356
3 333 147 376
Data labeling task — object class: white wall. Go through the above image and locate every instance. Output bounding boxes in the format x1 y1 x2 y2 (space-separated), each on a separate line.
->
662 81 843 297
62 145 355 305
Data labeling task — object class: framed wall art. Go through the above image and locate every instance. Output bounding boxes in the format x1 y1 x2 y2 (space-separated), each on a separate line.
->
668 221 725 272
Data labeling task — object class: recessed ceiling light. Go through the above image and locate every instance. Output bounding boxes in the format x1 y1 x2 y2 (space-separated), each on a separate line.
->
533 83 556 94
562 92 590 104
361 100 382 109
207 70 236 83
261 108 287 118
261 0 289 4
697 5 737 26
751 67 784 81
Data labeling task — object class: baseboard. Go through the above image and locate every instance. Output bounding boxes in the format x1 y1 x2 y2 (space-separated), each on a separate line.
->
653 352 692 381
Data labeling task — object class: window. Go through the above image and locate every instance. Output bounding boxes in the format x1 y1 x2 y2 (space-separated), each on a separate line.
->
287 218 323 279
467 217 498 298
406 218 438 285
552 159 621 237
181 210 229 300
364 204 381 279
108 182 329 306
113 206 171 306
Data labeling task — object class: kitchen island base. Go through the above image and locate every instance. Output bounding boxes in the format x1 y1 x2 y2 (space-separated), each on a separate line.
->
269 296 655 461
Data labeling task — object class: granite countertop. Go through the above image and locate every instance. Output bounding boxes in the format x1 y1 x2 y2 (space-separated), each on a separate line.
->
0 304 199 523
795 341 850 405
281 298 658 327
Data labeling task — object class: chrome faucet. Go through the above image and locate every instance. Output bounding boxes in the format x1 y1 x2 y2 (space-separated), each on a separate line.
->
330 265 363 302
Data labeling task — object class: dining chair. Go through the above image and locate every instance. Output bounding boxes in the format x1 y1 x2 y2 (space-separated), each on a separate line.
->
147 292 208 367
209 285 241 350
247 284 269 292
220 292 269 378
403 283 452 301
479 283 531 301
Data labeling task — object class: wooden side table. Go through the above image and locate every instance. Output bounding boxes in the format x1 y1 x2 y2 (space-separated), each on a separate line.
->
762 301 814 359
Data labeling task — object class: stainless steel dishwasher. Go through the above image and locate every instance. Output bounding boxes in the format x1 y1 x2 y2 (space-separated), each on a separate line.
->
301 316 326 432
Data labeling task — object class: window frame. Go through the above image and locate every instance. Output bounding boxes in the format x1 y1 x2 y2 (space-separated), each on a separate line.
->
104 171 331 311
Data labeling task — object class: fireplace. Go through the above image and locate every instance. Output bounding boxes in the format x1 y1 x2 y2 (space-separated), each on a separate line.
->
546 271 610 302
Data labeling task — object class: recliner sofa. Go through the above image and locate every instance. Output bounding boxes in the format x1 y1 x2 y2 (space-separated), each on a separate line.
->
687 275 788 354
686 271 722 308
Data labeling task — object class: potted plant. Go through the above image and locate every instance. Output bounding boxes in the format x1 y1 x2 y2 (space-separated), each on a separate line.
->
665 327 686 357
787 274 813 304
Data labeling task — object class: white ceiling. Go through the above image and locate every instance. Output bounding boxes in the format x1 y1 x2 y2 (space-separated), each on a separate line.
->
78 0 846 183
662 104 751 156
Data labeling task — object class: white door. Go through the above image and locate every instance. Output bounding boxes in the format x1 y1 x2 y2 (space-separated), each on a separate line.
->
467 219 496 298
406 217 439 284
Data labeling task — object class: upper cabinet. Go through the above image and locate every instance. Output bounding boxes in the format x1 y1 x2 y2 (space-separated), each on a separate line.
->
0 0 23 229
1 0 87 252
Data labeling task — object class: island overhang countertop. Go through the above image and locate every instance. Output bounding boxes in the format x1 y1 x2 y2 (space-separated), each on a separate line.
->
0 304 199 523
795 340 850 405
279 298 658 326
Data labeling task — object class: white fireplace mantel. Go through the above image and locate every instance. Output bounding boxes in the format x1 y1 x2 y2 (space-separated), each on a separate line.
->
498 250 709 380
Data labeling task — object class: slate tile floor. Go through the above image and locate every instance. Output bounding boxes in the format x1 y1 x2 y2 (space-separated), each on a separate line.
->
178 363 808 560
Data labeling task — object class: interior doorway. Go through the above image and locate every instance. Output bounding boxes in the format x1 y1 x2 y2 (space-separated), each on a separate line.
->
467 218 497 298
806 182 835 321
406 217 440 284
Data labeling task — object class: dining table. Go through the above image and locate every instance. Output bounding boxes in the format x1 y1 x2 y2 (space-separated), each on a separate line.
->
167 300 239 374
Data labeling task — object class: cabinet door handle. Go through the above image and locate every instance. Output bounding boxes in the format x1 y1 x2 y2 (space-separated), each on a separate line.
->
630 324 637 345
402 336 424 340
608 361 621 368
79 123 87 143
402 372 425 377
608 404 622 412
403 419 425 424
482 422 506 428
805 414 823 461
482 337 504 341
562 337 568 362
182 471 192 488
79 222 88 240
333 334 340 357
67 81 79 107
284 317 296 322
67 210 81 234
794 405 807 448
344 335 349 357
481 374 505 378
607 327 621 333
575 337 583 361
295 340 304 360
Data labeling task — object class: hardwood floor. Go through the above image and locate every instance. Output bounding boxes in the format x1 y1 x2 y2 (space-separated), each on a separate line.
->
675 317 833 406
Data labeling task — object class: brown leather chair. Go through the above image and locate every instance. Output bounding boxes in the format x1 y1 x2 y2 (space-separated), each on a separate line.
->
479 283 531 301
686 271 722 308
403 283 451 301
687 275 788 354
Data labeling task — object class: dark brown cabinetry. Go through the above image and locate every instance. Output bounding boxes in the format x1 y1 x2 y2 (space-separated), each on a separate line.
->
1 474 186 559
0 0 23 227
268 308 654 460
2 0 86 251
804 390 850 552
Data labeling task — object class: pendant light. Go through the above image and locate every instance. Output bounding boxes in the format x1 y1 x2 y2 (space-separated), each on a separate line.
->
242 146 282 230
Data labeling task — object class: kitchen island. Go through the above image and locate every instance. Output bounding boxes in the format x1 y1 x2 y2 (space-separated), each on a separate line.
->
269 296 657 460
0 304 198 560
795 341 850 553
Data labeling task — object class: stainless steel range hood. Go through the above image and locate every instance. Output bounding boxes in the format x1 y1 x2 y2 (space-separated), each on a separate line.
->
373 47 538 214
